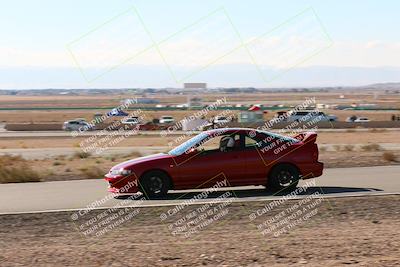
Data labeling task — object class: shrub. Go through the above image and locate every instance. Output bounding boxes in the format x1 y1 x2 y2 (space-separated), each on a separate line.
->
0 155 41 183
343 145 354 151
55 155 66 161
79 166 104 179
383 152 397 162
369 128 386 133
333 145 342 152
74 151 91 159
125 151 143 158
108 156 116 162
361 144 382 151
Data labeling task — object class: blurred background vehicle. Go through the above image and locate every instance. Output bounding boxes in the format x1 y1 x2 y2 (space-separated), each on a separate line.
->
121 116 142 125
354 117 370 122
286 110 337 122
345 115 358 122
213 116 231 126
62 119 93 131
159 116 175 124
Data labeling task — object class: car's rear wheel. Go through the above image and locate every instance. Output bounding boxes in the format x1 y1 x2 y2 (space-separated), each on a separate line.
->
267 164 300 192
139 170 170 199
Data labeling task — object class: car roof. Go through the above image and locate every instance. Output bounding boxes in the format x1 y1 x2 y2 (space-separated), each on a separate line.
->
204 128 268 135
204 128 301 143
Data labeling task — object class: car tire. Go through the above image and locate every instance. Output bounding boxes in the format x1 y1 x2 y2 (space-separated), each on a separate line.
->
267 164 300 192
139 170 171 199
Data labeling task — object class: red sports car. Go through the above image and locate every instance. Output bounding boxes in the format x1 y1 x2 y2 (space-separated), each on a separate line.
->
105 128 323 199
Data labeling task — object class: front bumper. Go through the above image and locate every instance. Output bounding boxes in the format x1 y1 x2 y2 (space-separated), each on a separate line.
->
104 174 139 193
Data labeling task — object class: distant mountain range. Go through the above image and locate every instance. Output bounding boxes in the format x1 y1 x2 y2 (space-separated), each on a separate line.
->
1 64 400 90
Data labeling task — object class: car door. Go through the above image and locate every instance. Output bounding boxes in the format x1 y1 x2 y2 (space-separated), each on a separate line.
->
240 132 274 185
172 133 246 189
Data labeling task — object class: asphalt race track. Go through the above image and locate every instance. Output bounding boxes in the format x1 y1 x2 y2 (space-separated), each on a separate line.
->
0 166 399 214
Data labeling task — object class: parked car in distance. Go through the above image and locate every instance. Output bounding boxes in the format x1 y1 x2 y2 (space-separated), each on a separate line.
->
159 116 175 124
212 116 231 127
105 128 324 199
62 119 93 131
286 110 337 122
121 116 141 125
345 115 358 122
354 117 370 122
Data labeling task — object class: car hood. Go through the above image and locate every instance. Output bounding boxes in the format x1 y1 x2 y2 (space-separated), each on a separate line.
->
111 153 172 170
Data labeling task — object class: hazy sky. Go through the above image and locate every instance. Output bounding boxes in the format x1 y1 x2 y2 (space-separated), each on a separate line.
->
1 0 400 88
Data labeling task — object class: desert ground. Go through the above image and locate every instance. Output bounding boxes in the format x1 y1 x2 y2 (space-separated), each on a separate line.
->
1 195 399 266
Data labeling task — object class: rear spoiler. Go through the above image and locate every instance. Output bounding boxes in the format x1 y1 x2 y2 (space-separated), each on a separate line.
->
294 131 317 144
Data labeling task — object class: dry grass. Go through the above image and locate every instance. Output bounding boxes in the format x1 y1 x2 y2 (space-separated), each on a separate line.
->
319 146 327 152
124 151 143 158
333 145 342 151
383 152 397 162
369 128 387 133
342 145 355 151
0 155 41 183
333 144 355 152
74 151 91 159
79 166 104 179
361 143 382 151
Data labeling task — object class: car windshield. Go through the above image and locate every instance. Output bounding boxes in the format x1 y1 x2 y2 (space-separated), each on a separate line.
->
168 133 208 156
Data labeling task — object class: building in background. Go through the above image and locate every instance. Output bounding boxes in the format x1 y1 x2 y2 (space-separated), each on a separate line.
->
184 83 207 89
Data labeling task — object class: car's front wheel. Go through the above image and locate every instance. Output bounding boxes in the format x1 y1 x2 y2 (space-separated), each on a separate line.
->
267 164 300 192
139 170 171 199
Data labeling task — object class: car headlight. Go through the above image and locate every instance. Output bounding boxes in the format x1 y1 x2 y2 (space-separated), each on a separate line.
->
110 168 132 176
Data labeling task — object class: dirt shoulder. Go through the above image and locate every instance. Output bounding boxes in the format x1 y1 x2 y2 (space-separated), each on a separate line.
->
1 195 399 266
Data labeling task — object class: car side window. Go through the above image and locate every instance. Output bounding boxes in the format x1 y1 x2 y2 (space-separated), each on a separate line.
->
200 134 241 152
245 136 259 148
200 135 223 152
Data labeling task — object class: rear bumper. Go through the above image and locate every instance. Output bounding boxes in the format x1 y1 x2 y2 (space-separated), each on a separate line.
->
301 161 324 179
